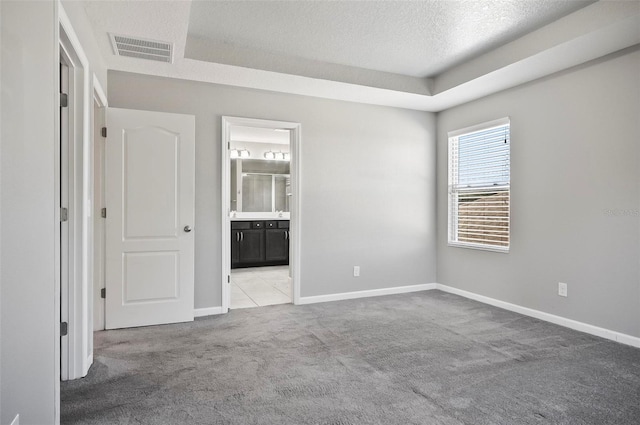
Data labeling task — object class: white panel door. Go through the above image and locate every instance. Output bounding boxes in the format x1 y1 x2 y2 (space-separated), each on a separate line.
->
105 108 195 329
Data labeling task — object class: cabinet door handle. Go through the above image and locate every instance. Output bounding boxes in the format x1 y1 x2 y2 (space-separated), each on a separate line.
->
241 231 244 242
284 230 287 240
286 230 289 240
236 232 239 242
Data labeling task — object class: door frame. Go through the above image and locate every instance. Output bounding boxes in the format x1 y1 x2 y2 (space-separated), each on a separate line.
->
59 7 93 380
92 76 107 331
221 117 302 312
59 49 72 383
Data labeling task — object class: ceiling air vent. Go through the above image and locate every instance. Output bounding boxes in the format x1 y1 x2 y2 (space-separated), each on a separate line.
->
110 34 173 63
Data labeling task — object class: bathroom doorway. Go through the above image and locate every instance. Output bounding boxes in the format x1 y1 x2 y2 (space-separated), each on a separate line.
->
221 117 301 312
231 266 291 309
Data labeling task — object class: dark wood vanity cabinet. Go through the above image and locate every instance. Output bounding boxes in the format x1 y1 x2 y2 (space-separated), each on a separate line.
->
231 220 289 268
265 221 290 262
232 228 264 264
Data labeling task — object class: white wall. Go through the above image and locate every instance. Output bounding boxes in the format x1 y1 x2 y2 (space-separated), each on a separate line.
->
437 48 640 338
0 0 107 421
1 1 58 424
108 72 437 308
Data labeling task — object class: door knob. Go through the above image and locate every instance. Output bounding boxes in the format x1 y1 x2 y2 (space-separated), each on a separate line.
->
184 225 192 233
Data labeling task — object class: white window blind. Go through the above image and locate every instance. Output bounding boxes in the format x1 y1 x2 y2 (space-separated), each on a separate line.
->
448 118 510 251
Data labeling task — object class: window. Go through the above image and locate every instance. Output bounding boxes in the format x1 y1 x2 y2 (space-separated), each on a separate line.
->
448 118 510 252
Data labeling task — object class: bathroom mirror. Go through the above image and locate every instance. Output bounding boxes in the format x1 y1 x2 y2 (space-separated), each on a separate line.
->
228 125 291 215
231 159 290 213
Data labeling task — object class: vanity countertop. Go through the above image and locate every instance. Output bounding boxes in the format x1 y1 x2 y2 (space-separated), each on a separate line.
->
231 214 290 221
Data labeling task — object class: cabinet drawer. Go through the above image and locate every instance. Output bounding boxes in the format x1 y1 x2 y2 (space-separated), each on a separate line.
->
231 221 251 230
252 221 264 229
277 220 290 229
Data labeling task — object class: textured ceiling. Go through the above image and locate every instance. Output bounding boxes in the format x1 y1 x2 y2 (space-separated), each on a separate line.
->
78 0 639 111
187 0 594 78
83 0 192 61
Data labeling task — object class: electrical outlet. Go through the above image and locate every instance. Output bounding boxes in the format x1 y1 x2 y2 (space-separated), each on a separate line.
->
558 282 568 297
353 266 360 277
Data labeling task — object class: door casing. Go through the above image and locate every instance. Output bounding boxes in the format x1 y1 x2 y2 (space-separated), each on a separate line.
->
221 117 302 312
59 10 93 381
59 53 71 382
92 77 107 331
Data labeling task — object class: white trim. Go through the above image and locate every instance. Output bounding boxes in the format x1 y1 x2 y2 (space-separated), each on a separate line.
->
91 79 107 332
194 307 225 318
92 74 107 107
616 333 640 349
221 116 302 312
295 281 640 349
54 4 61 423
221 120 231 314
447 241 510 254
435 284 640 349
59 6 89 67
447 116 510 138
59 2 93 380
59 52 72 384
298 284 437 305
290 123 302 305
10 414 19 425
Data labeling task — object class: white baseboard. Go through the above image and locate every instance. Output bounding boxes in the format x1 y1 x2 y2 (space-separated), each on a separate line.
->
435 284 640 349
298 283 436 305
193 283 640 350
194 306 224 318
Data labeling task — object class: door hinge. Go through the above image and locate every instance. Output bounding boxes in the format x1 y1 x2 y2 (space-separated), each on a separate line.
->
60 207 68 222
101 127 107 138
60 93 68 108
101 288 106 299
228 142 230 150
101 207 107 218
227 275 230 284
60 322 68 336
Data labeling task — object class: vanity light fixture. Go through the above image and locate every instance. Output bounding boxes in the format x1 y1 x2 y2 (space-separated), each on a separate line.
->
230 148 250 159
263 150 290 161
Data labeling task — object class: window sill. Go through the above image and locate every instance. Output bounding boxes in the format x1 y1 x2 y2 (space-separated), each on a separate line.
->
448 241 509 254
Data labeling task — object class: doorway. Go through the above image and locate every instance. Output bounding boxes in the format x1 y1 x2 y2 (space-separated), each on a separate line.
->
221 117 301 312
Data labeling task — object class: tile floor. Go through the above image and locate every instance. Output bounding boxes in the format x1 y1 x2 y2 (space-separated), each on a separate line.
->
230 265 291 309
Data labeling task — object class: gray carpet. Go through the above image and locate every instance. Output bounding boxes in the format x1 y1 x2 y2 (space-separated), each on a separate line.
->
61 290 640 425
